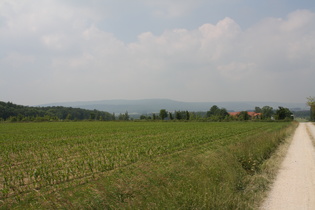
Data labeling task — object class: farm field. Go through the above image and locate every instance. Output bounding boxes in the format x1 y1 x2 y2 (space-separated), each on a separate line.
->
0 121 295 209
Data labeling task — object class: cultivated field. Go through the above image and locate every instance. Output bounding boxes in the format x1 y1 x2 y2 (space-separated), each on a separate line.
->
0 121 295 209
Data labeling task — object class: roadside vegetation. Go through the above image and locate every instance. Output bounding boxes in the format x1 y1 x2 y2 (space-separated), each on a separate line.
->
0 121 297 209
307 96 315 122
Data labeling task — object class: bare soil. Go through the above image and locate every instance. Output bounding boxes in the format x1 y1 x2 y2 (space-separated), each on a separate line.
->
261 122 315 210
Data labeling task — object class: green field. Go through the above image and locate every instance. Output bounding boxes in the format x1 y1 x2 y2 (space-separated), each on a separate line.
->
0 121 295 209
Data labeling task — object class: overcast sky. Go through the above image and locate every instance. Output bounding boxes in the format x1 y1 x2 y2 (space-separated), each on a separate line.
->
1 0 315 105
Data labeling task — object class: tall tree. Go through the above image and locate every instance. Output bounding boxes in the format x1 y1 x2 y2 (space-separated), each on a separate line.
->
219 108 229 119
255 107 262 113
175 111 182 120
169 112 173 120
207 105 220 117
307 97 315 121
207 105 228 121
185 111 190 120
159 109 168 120
261 106 274 119
124 111 130 121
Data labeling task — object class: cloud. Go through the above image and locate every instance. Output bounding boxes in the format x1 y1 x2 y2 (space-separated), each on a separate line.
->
142 0 204 18
0 1 315 104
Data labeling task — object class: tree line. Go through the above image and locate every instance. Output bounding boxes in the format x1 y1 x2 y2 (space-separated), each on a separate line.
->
0 101 115 122
140 105 294 121
0 101 299 122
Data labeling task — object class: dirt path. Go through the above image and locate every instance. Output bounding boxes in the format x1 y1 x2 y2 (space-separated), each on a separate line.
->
261 122 315 210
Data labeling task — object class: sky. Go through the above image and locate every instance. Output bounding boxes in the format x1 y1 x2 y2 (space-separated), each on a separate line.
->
1 0 315 105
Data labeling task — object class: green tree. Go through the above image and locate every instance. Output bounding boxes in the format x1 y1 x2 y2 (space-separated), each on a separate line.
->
118 111 129 121
307 96 315 121
159 109 168 120
66 114 72 121
9 116 17 122
140 115 147 120
275 107 293 120
17 114 24 121
169 112 174 120
90 112 96 120
255 107 262 113
219 108 229 119
261 106 274 119
189 112 196 120
206 105 220 117
185 111 190 120
175 111 182 120
124 111 129 121
206 105 228 121
238 111 250 121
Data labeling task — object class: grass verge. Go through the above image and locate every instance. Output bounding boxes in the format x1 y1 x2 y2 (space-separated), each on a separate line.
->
242 121 298 209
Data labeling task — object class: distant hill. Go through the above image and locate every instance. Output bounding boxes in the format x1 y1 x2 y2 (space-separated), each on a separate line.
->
40 99 308 114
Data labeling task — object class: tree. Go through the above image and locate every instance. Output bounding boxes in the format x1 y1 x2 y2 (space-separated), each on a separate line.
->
0 101 115 121
124 111 129 121
159 109 168 120
169 112 174 120
275 107 293 120
261 106 274 119
189 112 196 120
238 111 250 121
185 111 190 120
118 111 129 121
206 105 220 117
219 108 229 119
306 96 315 106
255 107 262 113
66 113 72 121
175 111 182 120
206 105 228 121
307 96 315 121
90 112 96 120
140 115 147 120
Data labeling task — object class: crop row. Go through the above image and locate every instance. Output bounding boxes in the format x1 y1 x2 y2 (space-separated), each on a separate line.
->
0 122 289 199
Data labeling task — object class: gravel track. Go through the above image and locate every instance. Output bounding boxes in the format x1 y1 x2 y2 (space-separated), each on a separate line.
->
261 122 315 210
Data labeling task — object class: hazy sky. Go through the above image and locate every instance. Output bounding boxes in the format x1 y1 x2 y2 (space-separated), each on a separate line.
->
1 0 315 105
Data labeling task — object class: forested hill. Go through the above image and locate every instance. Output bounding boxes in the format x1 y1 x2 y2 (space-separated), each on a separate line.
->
0 101 115 121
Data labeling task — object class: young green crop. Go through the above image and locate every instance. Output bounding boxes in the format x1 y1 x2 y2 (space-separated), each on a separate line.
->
0 121 291 208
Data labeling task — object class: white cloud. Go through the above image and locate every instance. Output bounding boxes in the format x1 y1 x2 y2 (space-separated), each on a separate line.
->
1 1 315 104
2 53 35 67
143 0 204 18
281 10 315 32
218 62 257 81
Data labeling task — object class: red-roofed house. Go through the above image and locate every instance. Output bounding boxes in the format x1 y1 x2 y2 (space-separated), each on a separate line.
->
228 111 262 119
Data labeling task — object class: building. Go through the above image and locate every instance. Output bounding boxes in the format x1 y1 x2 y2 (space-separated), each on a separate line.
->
228 111 262 119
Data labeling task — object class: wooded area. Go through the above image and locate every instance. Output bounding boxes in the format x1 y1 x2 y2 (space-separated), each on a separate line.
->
0 101 305 122
0 101 114 121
